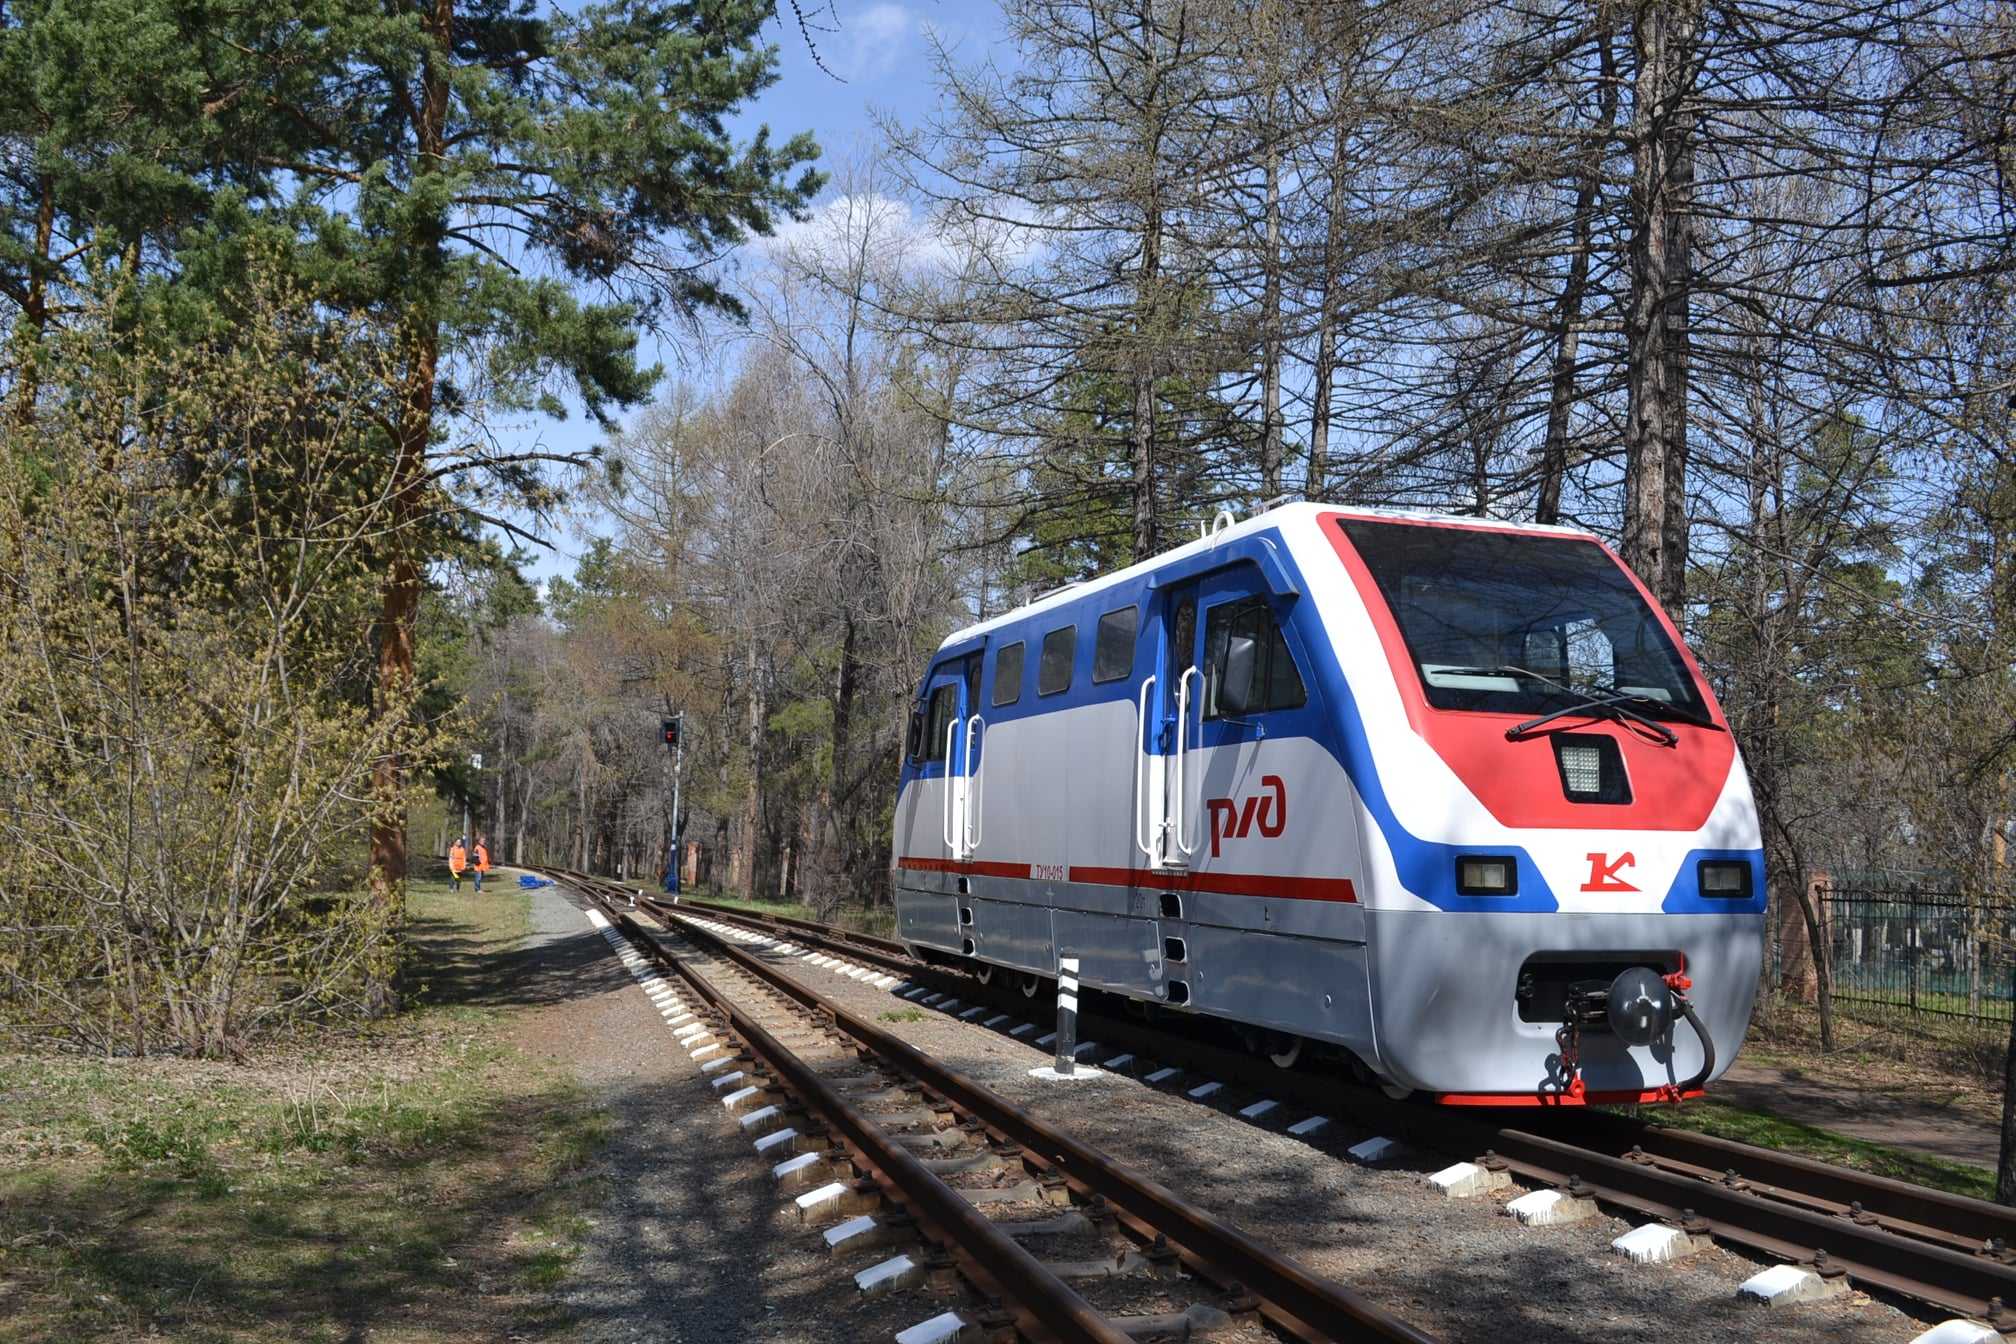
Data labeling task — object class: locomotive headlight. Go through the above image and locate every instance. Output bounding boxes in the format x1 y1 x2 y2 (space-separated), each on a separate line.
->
1456 856 1517 896
1698 860 1753 899
1558 742 1603 794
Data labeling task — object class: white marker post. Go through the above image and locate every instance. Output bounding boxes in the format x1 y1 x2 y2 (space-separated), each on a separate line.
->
1054 955 1079 1076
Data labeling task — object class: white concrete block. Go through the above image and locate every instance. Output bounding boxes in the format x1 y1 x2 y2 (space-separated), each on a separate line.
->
1348 1136 1401 1163
752 1126 799 1153
699 1055 731 1072
1287 1115 1331 1137
1187 1081 1223 1100
984 1014 1011 1028
1737 1264 1846 1306
920 994 944 1006
1427 1161 1507 1197
738 1104 783 1131
674 1023 706 1039
1035 1032 1057 1047
794 1180 850 1217
1238 1099 1279 1120
1009 1023 1037 1037
773 1151 824 1183
1144 1067 1181 1083
895 1311 967 1344
709 1070 747 1091
1071 1041 1097 1056
1507 1188 1597 1227
690 1042 722 1059
1612 1223 1699 1265
874 975 901 988
856 1253 918 1294
721 1085 760 1108
1909 1321 2001 1344
1103 1053 1135 1070
823 1213 879 1249
959 1006 987 1020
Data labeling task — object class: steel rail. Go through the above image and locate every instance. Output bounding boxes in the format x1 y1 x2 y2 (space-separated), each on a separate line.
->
579 886 1130 1344
626 889 1439 1344
607 883 2016 1319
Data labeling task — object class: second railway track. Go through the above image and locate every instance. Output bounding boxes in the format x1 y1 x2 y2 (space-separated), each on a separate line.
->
556 869 1440 1344
545 871 2016 1331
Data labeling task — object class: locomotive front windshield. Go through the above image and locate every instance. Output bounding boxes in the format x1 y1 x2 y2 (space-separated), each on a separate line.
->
1342 519 1713 723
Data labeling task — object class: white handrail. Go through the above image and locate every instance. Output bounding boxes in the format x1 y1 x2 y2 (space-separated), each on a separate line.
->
1174 666 1202 857
1134 674 1158 861
941 718 959 854
963 714 984 849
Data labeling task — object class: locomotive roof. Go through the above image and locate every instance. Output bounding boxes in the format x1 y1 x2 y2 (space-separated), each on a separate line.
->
939 502 1597 651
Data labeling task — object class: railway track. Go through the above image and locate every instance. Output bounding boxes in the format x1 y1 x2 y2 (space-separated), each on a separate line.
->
550 868 1440 1344
543 873 2016 1329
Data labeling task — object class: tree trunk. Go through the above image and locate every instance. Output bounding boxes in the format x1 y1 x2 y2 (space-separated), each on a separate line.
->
831 611 859 893
1131 195 1162 562
1620 0 1698 601
739 638 763 898
1536 31 1617 525
1260 137 1283 501
1998 961 2016 1204
1657 134 1694 611
364 0 454 1017
9 173 55 427
1307 93 1347 502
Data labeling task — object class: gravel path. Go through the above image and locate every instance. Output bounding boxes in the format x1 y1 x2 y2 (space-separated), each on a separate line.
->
659 908 1939 1344
509 884 959 1343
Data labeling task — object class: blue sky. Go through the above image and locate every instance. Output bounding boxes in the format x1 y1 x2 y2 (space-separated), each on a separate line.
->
511 1 1000 587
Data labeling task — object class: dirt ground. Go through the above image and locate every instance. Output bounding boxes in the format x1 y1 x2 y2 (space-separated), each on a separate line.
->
1715 1055 2000 1170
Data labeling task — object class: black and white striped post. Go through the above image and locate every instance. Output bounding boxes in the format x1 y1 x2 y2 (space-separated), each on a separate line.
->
1054 954 1079 1076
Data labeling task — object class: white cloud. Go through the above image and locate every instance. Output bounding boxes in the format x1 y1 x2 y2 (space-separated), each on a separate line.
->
759 191 1048 280
842 3 914 81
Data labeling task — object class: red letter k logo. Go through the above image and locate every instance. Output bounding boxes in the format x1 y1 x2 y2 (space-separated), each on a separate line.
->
1582 851 1639 893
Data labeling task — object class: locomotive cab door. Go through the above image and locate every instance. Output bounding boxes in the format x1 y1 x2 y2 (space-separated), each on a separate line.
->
1138 584 1201 870
921 654 982 869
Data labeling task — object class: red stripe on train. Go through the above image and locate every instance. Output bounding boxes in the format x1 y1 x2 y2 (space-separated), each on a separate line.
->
1069 866 1358 903
1434 1086 1705 1107
895 857 1357 903
895 856 1033 879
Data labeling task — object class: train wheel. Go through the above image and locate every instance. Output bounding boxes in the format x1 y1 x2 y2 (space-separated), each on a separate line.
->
1018 971 1044 999
972 961 994 985
1379 1077 1415 1101
1265 1031 1304 1070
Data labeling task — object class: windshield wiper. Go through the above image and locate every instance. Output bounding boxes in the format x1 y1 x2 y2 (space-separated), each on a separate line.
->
1427 664 1721 731
1505 692 1679 747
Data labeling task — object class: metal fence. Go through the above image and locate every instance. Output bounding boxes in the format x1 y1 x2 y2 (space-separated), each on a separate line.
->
1805 886 2016 1041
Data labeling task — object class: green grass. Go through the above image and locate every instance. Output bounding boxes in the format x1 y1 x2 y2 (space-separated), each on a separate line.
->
687 890 898 939
879 1007 926 1024
1635 1098 1996 1201
0 876 610 1343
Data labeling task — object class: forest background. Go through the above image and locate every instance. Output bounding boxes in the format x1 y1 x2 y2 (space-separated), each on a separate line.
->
0 0 2011 1173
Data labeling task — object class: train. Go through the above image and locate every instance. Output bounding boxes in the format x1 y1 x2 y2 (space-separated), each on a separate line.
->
890 502 1764 1106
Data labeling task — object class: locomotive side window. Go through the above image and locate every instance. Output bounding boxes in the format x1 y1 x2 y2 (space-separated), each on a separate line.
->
923 682 960 759
905 708 924 761
1091 606 1138 683
1038 625 1076 695
1203 598 1304 718
992 641 1025 706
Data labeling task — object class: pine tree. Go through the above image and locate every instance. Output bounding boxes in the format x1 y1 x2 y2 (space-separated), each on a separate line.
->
174 0 823 1009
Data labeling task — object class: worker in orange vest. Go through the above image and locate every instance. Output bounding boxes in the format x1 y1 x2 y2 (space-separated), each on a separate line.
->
473 835 491 893
448 837 468 891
